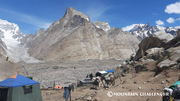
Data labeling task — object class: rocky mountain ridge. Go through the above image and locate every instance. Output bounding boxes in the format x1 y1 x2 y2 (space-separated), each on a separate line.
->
129 23 178 40
93 20 111 32
22 7 139 62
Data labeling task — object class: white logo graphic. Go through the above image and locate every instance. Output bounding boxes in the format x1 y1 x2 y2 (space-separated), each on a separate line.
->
107 91 113 97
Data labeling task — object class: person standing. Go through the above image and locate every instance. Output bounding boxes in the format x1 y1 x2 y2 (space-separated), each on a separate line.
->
71 84 74 92
89 73 93 80
63 87 70 101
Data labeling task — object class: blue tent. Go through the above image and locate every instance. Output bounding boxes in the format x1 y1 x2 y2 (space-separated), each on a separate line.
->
106 70 114 73
0 74 39 88
0 74 42 101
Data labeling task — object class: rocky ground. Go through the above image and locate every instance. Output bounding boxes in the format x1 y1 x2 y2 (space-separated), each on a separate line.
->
41 66 180 101
18 59 123 87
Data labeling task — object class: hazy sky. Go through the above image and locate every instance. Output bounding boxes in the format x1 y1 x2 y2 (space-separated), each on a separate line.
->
0 0 180 34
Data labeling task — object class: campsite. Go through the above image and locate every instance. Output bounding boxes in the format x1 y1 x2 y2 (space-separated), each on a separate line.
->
1 62 180 101
0 1 180 101
40 67 180 101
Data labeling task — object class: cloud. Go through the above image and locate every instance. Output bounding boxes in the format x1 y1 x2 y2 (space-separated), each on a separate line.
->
165 2 180 14
0 8 51 29
86 4 111 22
155 20 164 26
166 17 175 23
122 24 138 31
177 18 180 20
175 26 180 29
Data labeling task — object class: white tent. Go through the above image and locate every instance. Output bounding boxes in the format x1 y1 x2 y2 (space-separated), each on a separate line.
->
99 71 107 74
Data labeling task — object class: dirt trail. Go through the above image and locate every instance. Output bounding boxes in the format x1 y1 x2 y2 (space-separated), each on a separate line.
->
41 68 180 101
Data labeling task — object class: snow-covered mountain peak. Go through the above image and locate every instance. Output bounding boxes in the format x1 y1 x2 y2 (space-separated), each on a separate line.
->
129 23 178 40
0 19 11 25
0 19 42 63
139 23 145 27
0 19 19 31
0 19 24 41
155 25 165 31
94 20 111 31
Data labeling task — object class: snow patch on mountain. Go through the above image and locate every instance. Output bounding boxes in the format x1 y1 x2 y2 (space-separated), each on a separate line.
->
122 24 138 31
0 19 42 63
94 21 111 31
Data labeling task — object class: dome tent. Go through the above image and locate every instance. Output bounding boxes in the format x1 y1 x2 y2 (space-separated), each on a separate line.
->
0 74 42 101
106 70 114 73
96 71 108 77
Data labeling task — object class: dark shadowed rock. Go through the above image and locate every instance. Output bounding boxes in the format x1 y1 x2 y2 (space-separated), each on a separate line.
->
134 65 145 73
135 30 180 60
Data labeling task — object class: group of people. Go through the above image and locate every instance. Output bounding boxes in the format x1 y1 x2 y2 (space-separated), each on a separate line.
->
86 73 93 79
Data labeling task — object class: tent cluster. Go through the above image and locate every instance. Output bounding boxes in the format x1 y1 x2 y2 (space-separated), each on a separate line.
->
79 69 115 87
95 70 114 77
54 85 63 89
0 74 42 101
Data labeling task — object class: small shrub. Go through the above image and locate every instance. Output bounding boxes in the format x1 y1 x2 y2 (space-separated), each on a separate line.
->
156 58 164 65
142 66 148 71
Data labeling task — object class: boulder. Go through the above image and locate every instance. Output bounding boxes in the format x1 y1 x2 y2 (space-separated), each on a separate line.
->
145 47 164 60
146 47 164 55
93 99 98 101
144 59 155 62
166 79 170 83
135 31 173 60
134 65 146 73
157 59 177 69
86 96 92 101
155 59 177 76
169 50 180 62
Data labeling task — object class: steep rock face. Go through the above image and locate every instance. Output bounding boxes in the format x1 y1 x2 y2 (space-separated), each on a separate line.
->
26 7 139 62
107 28 139 60
93 21 111 32
0 55 18 81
